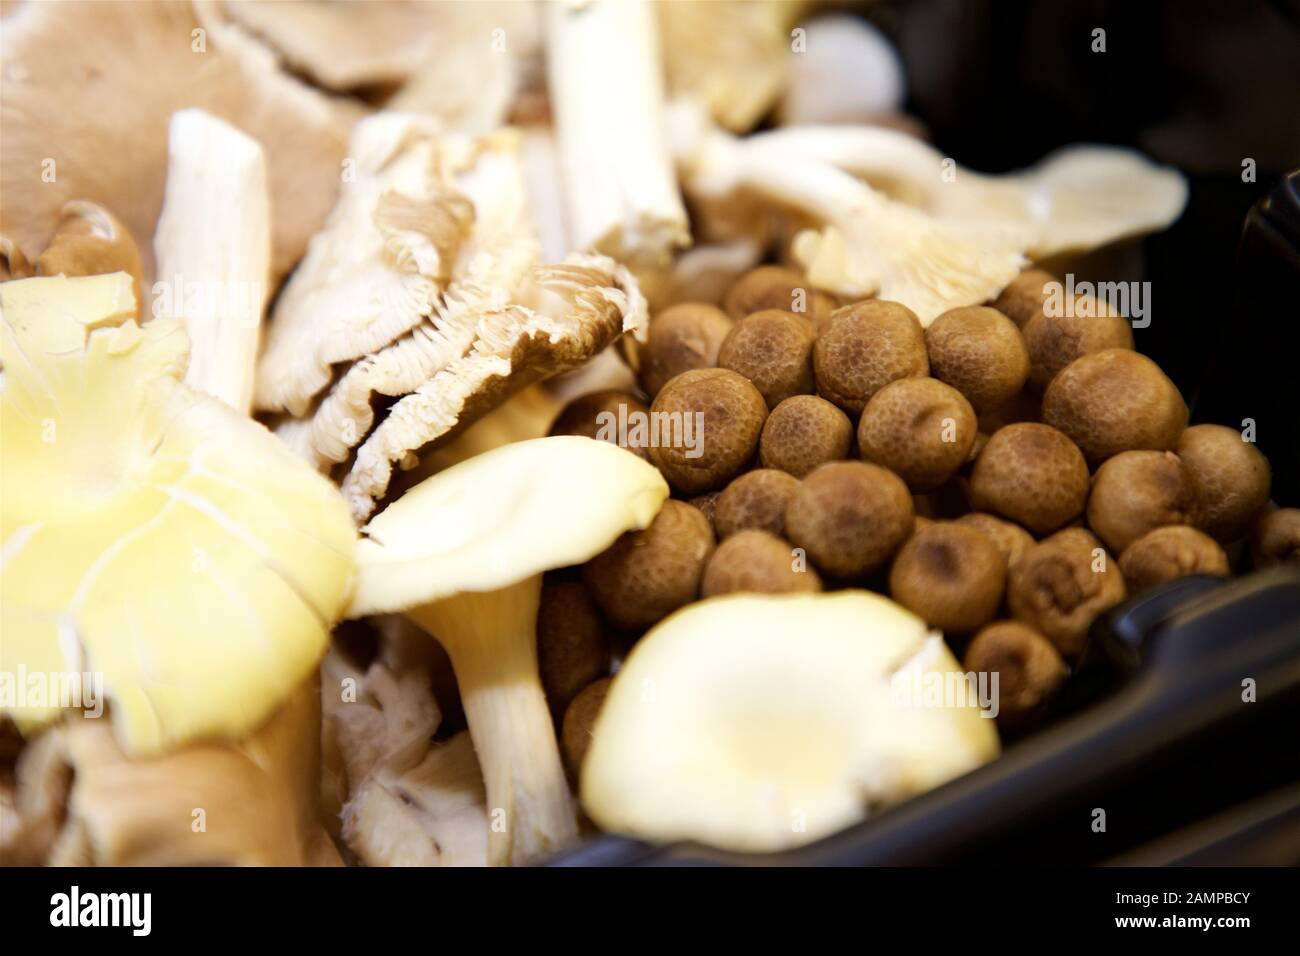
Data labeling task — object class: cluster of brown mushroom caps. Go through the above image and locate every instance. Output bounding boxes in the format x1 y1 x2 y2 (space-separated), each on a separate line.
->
541 264 1298 757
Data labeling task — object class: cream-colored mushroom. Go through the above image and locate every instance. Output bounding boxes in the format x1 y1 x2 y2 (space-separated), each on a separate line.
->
2 681 338 866
153 109 271 414
748 125 1188 258
582 591 1000 852
347 436 668 865
672 108 1028 323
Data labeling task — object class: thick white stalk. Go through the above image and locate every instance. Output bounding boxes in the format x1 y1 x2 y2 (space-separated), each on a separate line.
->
407 575 577 866
546 0 689 267
153 108 271 413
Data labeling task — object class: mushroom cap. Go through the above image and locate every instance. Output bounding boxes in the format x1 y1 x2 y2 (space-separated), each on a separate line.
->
0 274 355 754
0 0 353 284
581 591 1000 852
349 436 669 615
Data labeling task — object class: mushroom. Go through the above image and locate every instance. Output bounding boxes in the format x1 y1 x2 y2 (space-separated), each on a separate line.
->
547 0 689 267
35 201 143 314
658 0 807 133
580 591 1000 852
0 273 355 753
256 113 649 519
1253 508 1300 568
777 14 907 127
153 110 271 413
0 0 354 284
4 680 339 866
321 639 489 868
672 111 1027 323
345 436 669 865
745 125 1187 258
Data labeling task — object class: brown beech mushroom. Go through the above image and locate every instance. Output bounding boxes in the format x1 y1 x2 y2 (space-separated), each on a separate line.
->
924 306 1030 412
717 309 816 408
0 235 32 280
1119 525 1230 593
759 394 854 478
992 269 1058 328
1042 349 1187 464
687 491 721 530
584 500 716 631
1007 528 1126 657
963 621 1068 728
955 513 1037 570
857 378 977 492
970 423 1090 535
561 678 613 782
724 265 836 326
549 390 652 459
537 578 611 720
889 522 1006 634
1086 450 1197 554
713 468 801 539
1023 309 1135 392
813 300 929 415
702 530 823 597
347 436 669 865
1176 425 1272 543
784 461 914 579
648 368 768 493
1253 508 1300 567
638 303 733 397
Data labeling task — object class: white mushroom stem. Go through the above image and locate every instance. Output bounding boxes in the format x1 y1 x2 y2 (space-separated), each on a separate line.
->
406 575 576 867
153 108 271 413
546 0 689 267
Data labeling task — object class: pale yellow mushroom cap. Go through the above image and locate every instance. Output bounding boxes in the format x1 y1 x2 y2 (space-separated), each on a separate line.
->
0 273 355 754
581 590 1001 852
348 435 669 616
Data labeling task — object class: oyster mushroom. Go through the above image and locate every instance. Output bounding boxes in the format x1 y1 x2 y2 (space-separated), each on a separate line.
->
658 0 808 133
0 273 355 753
35 201 144 313
321 644 488 867
581 591 999 852
346 436 669 865
255 115 648 521
3 680 337 866
0 0 354 284
254 113 484 419
672 109 1027 323
748 125 1188 258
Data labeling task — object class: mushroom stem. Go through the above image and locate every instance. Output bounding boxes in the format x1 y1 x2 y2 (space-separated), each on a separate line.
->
406 575 577 866
153 108 271 413
546 0 688 266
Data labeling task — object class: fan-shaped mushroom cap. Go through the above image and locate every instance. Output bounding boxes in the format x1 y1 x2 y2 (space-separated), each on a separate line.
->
0 0 354 283
581 591 999 852
349 436 668 615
